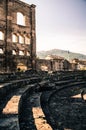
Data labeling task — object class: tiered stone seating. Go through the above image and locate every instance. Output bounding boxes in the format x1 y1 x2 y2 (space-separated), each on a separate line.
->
0 70 86 130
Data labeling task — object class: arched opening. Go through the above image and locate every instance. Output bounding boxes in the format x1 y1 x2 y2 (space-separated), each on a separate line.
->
12 50 16 55
25 36 30 44
17 63 27 71
0 31 4 40
26 51 30 56
12 34 18 43
0 48 3 54
19 34 24 44
19 51 24 56
17 12 25 26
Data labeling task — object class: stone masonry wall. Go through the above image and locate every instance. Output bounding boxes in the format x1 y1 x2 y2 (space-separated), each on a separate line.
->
0 0 36 72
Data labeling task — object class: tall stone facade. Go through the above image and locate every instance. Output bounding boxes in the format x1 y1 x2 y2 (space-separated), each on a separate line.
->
0 0 36 72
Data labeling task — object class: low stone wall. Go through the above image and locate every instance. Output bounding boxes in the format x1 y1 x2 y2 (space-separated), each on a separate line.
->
0 77 42 100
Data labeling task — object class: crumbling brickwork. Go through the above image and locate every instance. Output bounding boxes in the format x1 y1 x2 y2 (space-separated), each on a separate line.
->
0 0 36 72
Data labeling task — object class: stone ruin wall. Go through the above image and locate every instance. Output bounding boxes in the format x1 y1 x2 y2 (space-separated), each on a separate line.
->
0 0 36 72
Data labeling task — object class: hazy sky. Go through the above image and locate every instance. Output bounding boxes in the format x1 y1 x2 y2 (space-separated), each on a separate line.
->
24 0 86 55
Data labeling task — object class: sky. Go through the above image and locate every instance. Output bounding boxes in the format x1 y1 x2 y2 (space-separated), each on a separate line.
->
24 0 86 55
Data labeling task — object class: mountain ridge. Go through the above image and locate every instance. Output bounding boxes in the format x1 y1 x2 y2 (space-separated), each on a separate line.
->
37 49 86 60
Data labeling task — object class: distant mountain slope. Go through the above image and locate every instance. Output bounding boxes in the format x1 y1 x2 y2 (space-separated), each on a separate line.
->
37 49 86 60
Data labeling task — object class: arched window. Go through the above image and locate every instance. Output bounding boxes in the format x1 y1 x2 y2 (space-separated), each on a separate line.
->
19 35 24 44
19 51 24 55
0 48 3 54
27 51 30 56
12 34 18 43
0 31 4 40
12 50 16 55
17 12 25 26
25 36 30 44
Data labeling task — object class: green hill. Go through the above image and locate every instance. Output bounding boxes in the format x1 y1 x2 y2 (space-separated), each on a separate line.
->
37 49 86 60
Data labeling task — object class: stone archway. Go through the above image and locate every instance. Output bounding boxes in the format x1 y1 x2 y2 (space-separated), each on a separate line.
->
17 63 27 71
